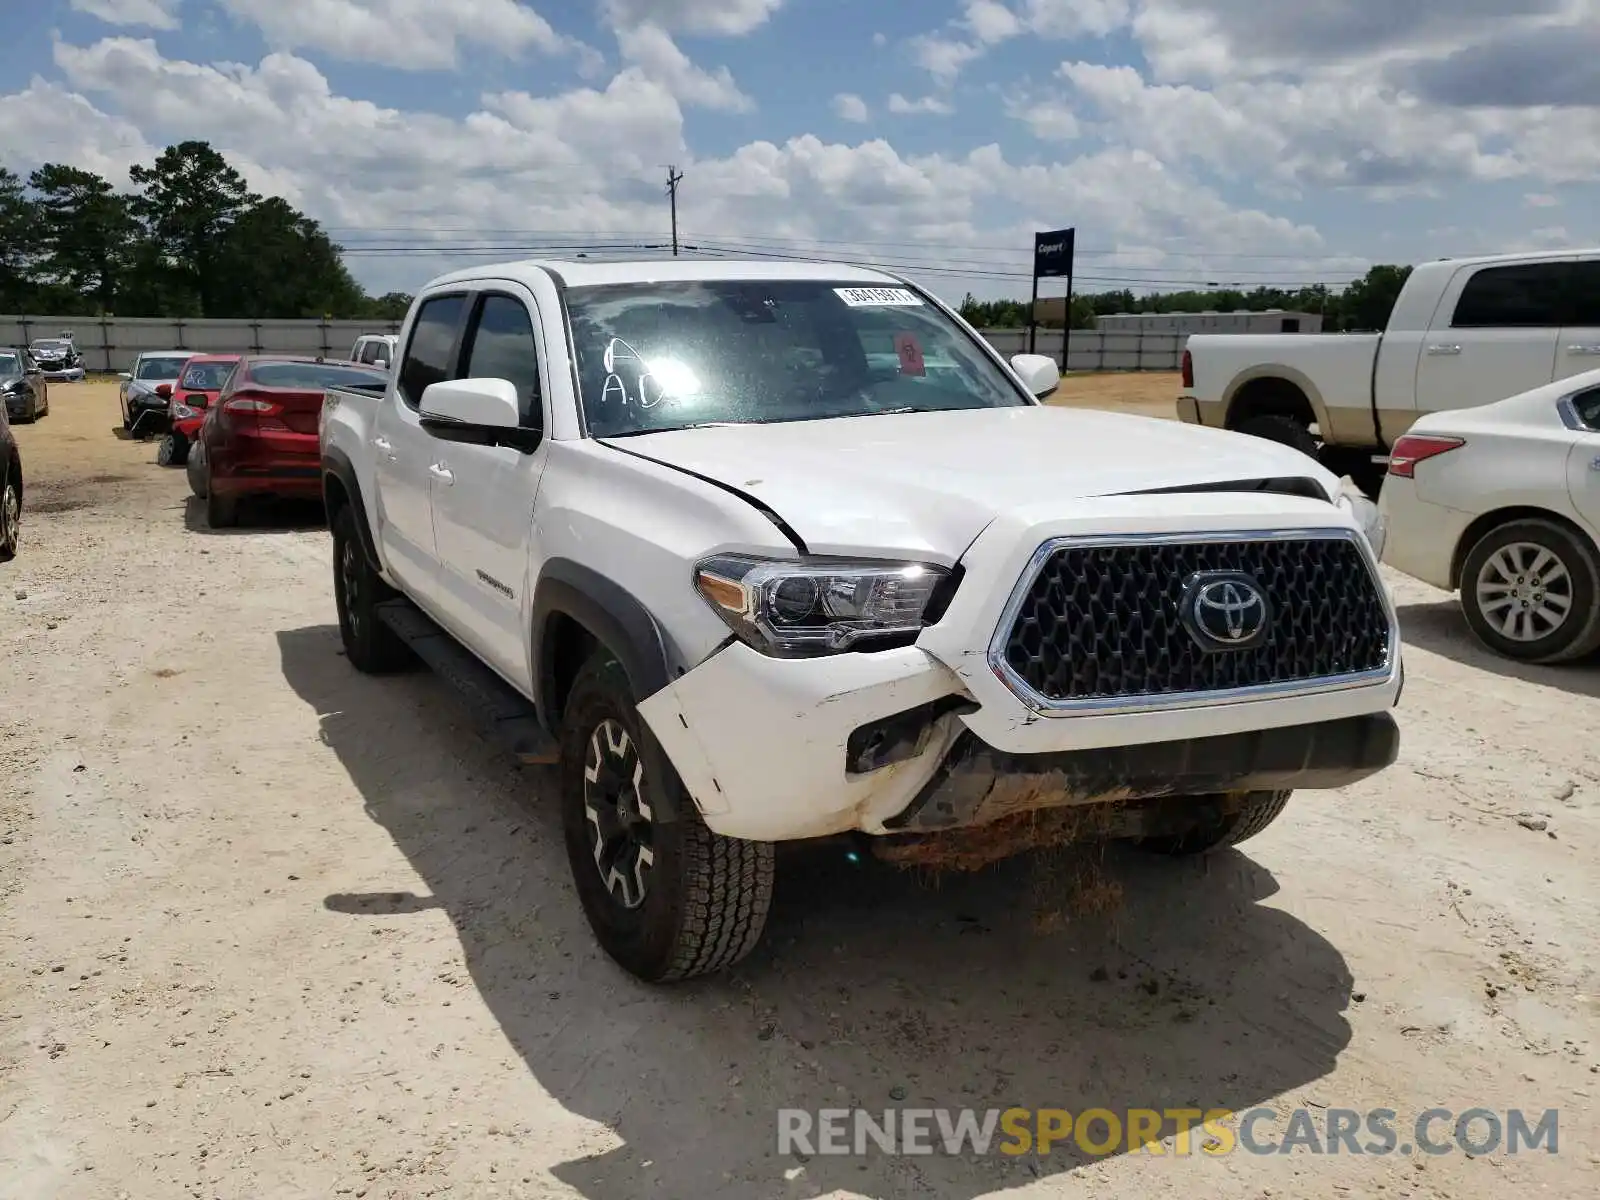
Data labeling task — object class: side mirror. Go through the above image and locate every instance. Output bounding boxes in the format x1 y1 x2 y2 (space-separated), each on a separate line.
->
118 371 132 380
373 356 389 370
1010 354 1061 399
419 378 539 453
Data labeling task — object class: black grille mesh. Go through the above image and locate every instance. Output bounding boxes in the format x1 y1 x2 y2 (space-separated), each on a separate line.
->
1001 537 1390 703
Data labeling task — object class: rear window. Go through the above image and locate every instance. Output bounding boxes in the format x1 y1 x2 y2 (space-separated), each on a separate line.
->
180 361 235 391
249 361 386 390
136 356 191 380
1451 263 1568 328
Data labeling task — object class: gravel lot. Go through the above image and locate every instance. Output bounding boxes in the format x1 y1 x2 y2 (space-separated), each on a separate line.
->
2 380 1596 1199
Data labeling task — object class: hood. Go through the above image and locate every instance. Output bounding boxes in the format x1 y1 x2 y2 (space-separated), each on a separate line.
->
600 405 1341 561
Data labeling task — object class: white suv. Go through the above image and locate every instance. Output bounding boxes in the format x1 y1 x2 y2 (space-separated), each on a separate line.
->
320 258 1403 982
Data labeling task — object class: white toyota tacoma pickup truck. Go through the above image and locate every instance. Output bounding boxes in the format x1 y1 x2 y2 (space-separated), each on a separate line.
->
1179 248 1600 495
320 258 1403 983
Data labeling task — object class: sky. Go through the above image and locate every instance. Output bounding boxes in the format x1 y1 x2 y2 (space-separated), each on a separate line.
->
0 0 1597 304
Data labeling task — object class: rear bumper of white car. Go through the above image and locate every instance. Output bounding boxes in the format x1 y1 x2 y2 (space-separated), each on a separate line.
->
1377 476 1473 591
639 494 1404 843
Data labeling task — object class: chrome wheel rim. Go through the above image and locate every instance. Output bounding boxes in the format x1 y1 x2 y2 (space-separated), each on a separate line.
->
1475 541 1573 642
2 484 18 548
583 718 654 909
339 537 362 640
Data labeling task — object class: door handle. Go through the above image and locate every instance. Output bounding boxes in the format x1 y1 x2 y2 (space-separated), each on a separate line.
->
1426 344 1462 356
1566 345 1600 356
373 436 393 453
428 463 454 484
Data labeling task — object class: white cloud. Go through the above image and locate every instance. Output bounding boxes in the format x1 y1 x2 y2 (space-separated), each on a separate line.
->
831 93 868 122
213 0 592 72
1003 90 1079 140
1016 48 1600 196
599 0 783 36
871 31 886 47
1523 193 1560 208
887 93 954 116
69 0 182 27
614 23 753 111
6 36 1339 302
910 1 1129 79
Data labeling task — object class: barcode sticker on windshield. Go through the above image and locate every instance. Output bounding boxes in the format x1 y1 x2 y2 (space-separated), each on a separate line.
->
834 287 924 307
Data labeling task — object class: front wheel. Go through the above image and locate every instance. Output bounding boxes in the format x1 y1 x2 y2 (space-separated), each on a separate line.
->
559 653 774 982
0 474 19 561
1459 519 1600 664
156 433 188 467
1138 790 1292 856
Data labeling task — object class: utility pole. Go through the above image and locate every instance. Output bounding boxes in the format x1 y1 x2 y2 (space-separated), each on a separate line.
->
666 165 684 256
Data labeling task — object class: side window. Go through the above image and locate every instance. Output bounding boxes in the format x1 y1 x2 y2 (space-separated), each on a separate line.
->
1566 261 1600 327
357 340 377 364
1571 387 1600 432
460 294 543 426
1451 263 1569 328
398 295 467 409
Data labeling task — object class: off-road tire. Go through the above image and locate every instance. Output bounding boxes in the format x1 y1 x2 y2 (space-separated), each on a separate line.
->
1235 414 1319 461
559 652 774 982
1458 518 1600 664
331 504 413 673
1139 789 1293 856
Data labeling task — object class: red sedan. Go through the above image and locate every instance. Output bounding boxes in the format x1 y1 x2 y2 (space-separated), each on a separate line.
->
157 354 240 467
190 356 388 528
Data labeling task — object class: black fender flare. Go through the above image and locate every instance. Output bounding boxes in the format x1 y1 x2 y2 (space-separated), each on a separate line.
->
530 560 692 823
321 447 382 573
530 558 673 725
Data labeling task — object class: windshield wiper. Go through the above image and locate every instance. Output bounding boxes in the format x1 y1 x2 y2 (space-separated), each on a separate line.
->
866 406 942 417
602 421 750 438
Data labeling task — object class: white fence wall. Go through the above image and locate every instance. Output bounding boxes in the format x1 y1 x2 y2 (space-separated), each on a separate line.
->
0 316 1184 373
0 315 405 372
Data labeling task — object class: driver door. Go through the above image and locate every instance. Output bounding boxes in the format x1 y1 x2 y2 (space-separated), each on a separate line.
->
427 287 551 690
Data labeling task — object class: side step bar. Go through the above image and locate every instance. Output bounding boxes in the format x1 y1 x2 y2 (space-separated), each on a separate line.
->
375 599 560 766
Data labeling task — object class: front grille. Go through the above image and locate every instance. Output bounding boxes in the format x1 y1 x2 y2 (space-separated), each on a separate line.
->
997 533 1391 707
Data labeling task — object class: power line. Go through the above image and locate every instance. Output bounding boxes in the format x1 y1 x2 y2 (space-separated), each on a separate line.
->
323 223 1371 264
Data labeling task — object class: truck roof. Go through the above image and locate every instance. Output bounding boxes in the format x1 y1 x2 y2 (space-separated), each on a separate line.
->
420 257 907 291
1424 247 1600 269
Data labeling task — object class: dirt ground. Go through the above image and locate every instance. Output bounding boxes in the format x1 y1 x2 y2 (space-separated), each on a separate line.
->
2 380 1597 1200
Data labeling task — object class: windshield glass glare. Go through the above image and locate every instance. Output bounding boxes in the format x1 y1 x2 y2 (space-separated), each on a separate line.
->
0 353 20 377
564 280 1027 437
180 362 235 390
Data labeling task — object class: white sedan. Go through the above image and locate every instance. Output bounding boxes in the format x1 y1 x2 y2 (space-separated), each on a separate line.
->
1379 367 1600 663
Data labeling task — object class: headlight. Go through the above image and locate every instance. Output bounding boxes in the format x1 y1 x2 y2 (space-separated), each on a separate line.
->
1337 481 1386 561
170 403 197 420
694 554 950 655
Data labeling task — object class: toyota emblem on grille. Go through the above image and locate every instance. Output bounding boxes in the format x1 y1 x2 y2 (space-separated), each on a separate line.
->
1180 571 1272 651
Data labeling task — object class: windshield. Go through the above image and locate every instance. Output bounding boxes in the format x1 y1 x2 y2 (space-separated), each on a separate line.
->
180 361 235 391
249 361 386 389
564 280 1028 437
136 356 190 381
0 352 20 378
32 340 67 352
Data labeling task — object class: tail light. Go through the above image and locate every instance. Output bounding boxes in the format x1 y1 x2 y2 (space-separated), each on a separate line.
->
223 394 289 431
1181 348 1194 389
1387 434 1464 478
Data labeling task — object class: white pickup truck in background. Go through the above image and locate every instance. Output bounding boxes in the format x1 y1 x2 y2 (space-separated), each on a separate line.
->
320 258 1402 983
1179 249 1600 494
